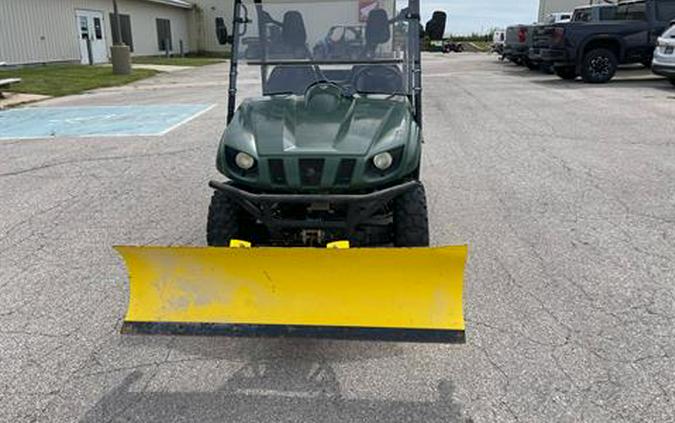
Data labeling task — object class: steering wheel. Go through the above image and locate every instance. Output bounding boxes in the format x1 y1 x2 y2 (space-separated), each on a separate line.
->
304 82 346 113
352 66 404 94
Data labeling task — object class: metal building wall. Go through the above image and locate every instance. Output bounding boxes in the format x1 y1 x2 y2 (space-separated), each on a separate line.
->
73 0 192 58
0 0 191 65
0 0 80 65
188 0 232 53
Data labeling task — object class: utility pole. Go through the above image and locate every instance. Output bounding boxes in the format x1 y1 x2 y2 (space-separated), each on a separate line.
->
113 0 123 45
110 0 132 75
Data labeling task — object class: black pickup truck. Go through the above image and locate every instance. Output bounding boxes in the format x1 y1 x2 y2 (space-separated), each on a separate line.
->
530 4 617 72
541 0 675 83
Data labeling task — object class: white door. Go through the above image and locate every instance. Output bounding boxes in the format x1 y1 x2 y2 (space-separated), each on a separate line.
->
76 10 107 64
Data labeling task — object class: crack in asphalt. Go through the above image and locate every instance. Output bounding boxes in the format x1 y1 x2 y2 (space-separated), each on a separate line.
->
0 146 206 178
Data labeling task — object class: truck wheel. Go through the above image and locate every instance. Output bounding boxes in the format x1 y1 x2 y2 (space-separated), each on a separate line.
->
554 66 577 80
670 78 675 87
207 190 241 246
394 184 430 247
581 48 617 84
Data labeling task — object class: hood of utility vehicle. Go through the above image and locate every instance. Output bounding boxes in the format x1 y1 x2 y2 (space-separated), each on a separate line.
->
227 95 414 156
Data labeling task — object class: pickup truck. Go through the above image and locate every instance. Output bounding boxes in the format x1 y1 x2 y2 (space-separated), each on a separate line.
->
504 24 533 66
505 14 572 69
541 0 675 83
530 4 618 72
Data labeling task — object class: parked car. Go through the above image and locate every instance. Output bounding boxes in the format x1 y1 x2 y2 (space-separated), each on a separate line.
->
313 25 365 61
443 42 464 53
530 4 618 72
541 0 675 83
492 30 506 55
652 22 675 84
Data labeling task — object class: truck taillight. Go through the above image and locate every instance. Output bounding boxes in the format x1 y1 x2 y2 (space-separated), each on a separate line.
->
552 27 565 45
518 27 528 43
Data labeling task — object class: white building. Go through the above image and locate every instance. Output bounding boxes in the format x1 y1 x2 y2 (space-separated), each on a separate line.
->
538 0 609 21
0 0 397 65
0 0 198 65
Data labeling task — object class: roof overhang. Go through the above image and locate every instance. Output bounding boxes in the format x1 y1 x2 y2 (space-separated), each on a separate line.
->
143 0 193 9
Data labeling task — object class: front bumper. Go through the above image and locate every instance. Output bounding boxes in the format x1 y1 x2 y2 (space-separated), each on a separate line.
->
652 63 675 78
209 180 419 232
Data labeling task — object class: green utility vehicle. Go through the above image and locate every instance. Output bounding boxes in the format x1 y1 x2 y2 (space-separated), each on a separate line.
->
209 0 445 248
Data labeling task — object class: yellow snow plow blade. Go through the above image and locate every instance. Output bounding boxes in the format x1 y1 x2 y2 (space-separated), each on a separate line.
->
115 245 467 343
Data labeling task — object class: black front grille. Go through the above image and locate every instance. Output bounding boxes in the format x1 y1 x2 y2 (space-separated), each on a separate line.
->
299 159 324 186
268 159 286 184
335 159 356 185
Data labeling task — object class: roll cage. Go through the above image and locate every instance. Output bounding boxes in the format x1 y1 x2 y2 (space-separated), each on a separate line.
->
222 0 425 128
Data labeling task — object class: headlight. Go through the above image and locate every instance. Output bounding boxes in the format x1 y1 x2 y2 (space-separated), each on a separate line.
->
235 152 255 170
373 152 394 170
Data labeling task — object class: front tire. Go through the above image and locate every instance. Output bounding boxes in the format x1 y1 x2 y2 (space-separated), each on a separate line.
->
581 48 617 83
393 184 430 247
207 190 241 246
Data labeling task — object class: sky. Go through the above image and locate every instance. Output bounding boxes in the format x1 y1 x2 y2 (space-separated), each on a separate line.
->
419 0 540 35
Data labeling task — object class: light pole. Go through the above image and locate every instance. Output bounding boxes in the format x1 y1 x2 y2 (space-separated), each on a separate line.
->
110 0 131 75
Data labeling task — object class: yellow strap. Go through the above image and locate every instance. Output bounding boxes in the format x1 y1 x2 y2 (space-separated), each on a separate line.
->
229 240 252 248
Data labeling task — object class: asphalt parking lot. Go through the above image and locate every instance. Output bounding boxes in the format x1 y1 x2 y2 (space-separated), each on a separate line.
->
0 53 673 422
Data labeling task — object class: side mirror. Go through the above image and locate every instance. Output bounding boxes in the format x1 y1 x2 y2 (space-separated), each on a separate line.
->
215 17 229 45
426 11 447 41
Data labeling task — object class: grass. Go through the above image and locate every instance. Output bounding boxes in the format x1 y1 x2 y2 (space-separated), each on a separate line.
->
2 64 158 97
132 55 227 67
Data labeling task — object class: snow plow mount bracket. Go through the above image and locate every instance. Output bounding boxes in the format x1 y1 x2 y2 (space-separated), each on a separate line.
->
209 180 419 233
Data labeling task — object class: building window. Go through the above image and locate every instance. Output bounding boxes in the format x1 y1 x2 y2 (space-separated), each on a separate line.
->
80 16 89 39
110 14 134 52
156 18 172 51
93 17 103 40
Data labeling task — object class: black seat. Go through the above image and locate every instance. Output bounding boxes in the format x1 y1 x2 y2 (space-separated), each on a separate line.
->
355 10 403 94
282 11 307 48
278 11 310 59
353 65 403 94
265 66 318 95
365 9 391 55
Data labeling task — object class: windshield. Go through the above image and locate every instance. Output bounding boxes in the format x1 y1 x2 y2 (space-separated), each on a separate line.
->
235 0 413 96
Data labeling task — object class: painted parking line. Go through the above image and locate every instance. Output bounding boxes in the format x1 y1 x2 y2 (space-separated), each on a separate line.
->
0 104 216 140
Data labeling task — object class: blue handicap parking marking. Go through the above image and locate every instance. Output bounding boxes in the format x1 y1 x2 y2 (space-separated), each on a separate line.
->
0 104 215 140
